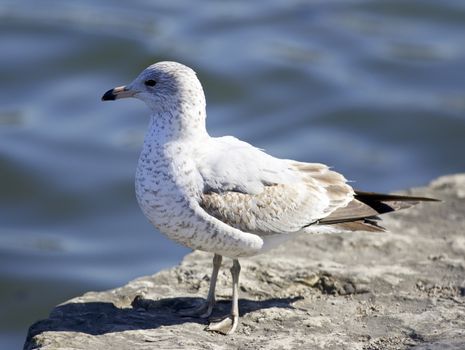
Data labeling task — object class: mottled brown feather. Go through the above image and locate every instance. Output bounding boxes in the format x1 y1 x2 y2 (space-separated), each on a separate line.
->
200 162 354 235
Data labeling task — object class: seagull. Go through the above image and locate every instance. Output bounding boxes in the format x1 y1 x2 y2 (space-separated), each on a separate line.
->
102 61 437 334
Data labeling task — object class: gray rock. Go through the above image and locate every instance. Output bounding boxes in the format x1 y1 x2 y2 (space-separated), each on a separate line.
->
24 174 465 350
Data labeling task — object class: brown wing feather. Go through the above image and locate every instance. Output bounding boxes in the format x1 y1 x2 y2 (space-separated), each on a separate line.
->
317 199 379 224
334 219 385 232
319 190 438 226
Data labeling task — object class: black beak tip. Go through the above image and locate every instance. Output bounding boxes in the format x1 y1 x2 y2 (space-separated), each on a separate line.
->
101 89 116 101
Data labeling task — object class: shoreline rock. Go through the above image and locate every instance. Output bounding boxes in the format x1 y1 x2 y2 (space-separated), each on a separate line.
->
25 174 465 349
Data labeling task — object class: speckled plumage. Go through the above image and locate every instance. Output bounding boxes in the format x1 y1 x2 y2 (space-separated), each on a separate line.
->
117 61 355 259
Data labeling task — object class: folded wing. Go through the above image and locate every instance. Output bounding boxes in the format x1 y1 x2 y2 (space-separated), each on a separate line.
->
197 136 354 235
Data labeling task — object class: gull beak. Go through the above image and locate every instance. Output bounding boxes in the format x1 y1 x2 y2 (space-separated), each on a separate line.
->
101 85 135 101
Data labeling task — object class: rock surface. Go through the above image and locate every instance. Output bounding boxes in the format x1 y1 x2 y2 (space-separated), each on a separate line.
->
25 174 465 350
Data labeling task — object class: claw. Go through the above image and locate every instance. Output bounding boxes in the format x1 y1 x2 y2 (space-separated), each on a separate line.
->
178 254 222 319
206 314 239 335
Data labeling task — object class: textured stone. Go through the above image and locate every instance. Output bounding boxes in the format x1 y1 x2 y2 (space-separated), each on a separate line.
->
24 174 465 349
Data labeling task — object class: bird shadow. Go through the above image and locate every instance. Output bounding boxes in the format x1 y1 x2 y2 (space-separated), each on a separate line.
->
26 295 302 342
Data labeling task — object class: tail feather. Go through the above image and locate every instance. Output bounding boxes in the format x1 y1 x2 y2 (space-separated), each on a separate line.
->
333 218 386 232
318 190 438 231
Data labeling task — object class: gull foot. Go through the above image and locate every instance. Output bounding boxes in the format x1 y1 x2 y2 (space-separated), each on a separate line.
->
178 301 214 318
206 315 239 335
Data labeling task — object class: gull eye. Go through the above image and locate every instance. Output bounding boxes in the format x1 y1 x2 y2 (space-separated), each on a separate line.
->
144 79 157 87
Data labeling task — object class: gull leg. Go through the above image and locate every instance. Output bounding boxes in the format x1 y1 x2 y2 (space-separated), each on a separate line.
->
179 254 222 318
206 259 241 335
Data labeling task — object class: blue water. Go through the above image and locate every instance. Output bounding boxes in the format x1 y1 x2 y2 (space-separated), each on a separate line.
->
1 0 465 348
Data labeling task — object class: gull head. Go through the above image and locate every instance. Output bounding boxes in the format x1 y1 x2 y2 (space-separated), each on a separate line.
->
102 61 206 115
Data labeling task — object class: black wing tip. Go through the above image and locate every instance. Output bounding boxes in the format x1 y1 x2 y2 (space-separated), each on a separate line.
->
354 190 440 202
101 89 116 101
418 197 441 202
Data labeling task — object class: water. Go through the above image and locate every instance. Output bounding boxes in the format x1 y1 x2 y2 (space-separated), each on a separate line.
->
1 0 465 348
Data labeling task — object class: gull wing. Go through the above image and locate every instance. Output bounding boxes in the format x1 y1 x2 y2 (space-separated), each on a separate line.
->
197 136 354 235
